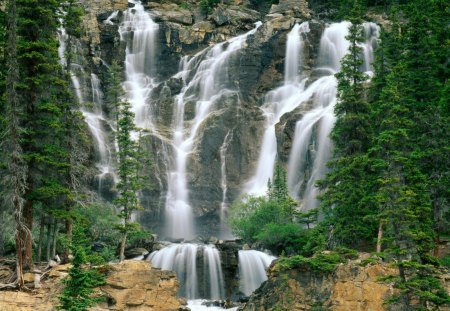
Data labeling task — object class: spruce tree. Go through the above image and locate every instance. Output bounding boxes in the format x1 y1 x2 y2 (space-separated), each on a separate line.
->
107 61 143 262
1 0 28 287
368 0 450 306
318 1 377 249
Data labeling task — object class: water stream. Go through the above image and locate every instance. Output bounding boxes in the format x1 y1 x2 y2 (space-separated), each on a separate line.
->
245 22 310 196
165 22 262 239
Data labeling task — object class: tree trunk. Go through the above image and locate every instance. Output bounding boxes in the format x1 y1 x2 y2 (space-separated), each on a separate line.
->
46 218 52 262
22 200 33 270
37 214 45 263
119 233 127 262
52 218 58 258
376 221 383 253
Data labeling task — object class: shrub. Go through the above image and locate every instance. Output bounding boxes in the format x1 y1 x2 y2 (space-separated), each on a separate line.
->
199 0 219 14
57 225 105 311
275 252 344 273
256 223 310 255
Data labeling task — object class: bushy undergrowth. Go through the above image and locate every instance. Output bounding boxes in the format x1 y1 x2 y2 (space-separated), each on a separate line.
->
275 252 344 273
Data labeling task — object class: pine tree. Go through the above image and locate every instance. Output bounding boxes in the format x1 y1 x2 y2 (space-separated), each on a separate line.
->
1 0 28 287
318 1 378 249
57 224 105 311
107 61 143 261
368 0 450 306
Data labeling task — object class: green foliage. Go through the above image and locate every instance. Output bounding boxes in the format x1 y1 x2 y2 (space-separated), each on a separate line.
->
179 2 190 10
276 252 344 273
199 0 219 14
318 1 378 249
256 223 310 255
382 261 450 309
107 61 145 261
57 224 105 311
439 256 450 268
230 164 308 255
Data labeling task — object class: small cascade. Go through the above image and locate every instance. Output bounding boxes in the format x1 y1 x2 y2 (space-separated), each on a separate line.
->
286 22 379 209
119 0 159 131
165 22 262 239
57 18 116 196
149 244 225 300
89 74 117 190
219 131 233 239
203 246 226 300
238 250 276 296
245 22 310 196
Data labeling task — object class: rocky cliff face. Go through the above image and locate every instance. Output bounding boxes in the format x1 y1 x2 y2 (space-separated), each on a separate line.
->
239 258 404 311
72 0 358 237
0 261 184 311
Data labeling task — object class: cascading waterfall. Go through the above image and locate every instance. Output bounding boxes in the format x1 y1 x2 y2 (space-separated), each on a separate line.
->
245 22 310 196
89 74 117 190
165 22 262 239
219 131 233 239
149 244 225 300
286 22 379 209
238 250 276 296
119 0 159 131
57 19 116 194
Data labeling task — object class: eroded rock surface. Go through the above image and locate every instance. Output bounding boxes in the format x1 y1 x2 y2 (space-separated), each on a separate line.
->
0 260 184 311
240 258 398 311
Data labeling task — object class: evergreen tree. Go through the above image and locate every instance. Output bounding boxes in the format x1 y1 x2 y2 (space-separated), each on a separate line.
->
57 224 105 311
368 0 450 306
1 0 28 287
16 0 64 270
318 1 378 249
107 61 143 262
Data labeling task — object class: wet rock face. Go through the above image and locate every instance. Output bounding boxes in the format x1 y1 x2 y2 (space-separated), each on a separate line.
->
76 0 338 236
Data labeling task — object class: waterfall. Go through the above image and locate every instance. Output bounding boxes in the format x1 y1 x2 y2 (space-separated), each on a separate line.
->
238 250 276 296
245 22 310 196
165 22 262 239
119 0 159 131
149 243 225 300
286 22 379 209
219 131 233 239
203 246 226 300
57 18 116 195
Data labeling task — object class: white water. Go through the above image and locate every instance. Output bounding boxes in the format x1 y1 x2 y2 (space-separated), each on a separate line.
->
149 243 225 300
165 22 262 239
57 20 116 193
286 22 379 209
238 250 276 296
188 300 238 311
245 22 310 196
219 131 233 239
119 0 159 132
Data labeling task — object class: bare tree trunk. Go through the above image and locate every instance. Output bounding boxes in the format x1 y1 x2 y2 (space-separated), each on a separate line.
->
119 233 127 262
37 214 45 263
52 218 58 258
46 218 52 262
23 200 33 270
5 0 27 288
376 221 383 253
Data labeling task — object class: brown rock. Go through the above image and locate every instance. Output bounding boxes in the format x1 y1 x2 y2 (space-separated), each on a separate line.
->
0 260 184 311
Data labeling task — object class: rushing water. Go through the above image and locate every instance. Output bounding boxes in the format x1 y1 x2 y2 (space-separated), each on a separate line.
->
119 0 159 132
286 22 379 209
165 22 262 239
245 22 310 196
58 18 116 194
149 243 225 299
238 250 276 296
246 21 378 211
